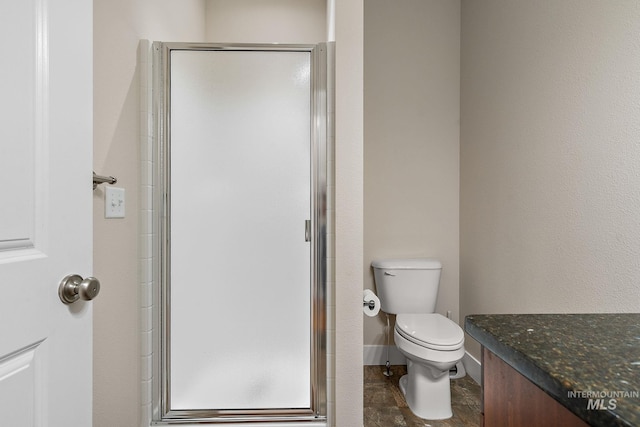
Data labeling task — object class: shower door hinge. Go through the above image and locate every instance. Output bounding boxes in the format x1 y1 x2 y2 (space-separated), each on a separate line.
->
305 220 311 242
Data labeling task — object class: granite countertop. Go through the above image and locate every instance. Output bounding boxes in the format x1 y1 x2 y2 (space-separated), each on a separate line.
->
465 313 640 427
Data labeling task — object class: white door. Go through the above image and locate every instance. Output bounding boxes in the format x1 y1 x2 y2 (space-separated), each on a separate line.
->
0 0 93 426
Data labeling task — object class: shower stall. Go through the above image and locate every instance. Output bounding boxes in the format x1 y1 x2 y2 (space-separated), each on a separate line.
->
148 42 331 424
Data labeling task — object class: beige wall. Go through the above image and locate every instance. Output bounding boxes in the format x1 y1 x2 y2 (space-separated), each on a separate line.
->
205 0 326 43
364 0 461 346
93 1 204 426
460 0 640 360
94 1 366 426
334 0 364 424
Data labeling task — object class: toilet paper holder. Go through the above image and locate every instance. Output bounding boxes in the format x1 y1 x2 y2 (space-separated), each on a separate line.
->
363 299 376 309
363 289 381 317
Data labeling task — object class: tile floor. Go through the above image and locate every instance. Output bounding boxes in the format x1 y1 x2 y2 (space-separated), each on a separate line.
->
364 365 481 427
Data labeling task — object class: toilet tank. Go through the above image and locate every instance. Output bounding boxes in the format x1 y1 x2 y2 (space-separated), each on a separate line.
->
371 258 442 314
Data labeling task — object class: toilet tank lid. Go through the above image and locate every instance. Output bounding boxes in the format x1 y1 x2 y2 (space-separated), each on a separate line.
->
371 258 441 270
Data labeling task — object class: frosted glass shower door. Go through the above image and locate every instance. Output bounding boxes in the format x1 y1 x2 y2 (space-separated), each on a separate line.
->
169 49 311 411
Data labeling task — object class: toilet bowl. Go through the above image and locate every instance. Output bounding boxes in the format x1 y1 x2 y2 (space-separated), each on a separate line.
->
371 258 465 420
394 313 465 419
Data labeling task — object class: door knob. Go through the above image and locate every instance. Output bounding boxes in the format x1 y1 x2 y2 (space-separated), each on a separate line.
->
58 274 101 304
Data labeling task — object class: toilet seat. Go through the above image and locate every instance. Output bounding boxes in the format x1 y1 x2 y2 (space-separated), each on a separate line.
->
395 313 464 351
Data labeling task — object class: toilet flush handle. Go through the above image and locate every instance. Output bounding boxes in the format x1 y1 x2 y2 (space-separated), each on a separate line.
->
384 271 396 276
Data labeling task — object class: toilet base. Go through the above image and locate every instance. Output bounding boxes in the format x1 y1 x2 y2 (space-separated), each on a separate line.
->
398 360 453 420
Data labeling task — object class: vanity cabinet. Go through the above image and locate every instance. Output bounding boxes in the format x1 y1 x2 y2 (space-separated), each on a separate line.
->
467 314 640 427
481 347 588 427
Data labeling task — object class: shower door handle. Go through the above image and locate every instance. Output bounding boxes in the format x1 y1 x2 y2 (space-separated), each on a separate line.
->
305 220 311 242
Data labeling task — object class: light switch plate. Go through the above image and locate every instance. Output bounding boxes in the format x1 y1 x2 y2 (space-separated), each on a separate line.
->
105 187 125 218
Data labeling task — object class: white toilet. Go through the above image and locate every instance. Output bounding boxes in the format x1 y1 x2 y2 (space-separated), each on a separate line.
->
372 258 465 420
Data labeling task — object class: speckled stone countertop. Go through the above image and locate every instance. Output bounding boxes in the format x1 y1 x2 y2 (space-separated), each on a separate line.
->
465 314 640 427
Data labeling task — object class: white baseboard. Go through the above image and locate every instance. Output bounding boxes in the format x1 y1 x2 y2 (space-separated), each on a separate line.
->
364 345 482 386
462 351 481 385
363 345 406 366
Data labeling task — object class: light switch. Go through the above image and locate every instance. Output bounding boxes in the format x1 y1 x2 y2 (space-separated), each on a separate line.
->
105 187 125 218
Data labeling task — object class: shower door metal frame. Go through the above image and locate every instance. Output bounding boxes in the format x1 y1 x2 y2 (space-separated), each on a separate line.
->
151 42 328 424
